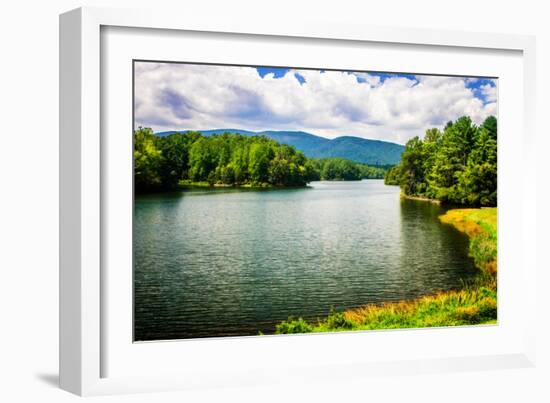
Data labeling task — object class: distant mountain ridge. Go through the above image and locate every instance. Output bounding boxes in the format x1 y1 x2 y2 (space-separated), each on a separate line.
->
155 129 404 165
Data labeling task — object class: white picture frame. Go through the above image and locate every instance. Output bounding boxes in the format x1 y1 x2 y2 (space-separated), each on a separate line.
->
59 6 537 396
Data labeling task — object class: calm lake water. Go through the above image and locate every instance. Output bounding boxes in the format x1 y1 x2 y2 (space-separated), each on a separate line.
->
134 180 476 341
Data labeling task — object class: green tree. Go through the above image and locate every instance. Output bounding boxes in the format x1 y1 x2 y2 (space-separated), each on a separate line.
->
429 116 477 202
386 115 497 207
156 132 200 189
421 128 442 197
248 141 273 184
384 165 402 185
399 136 426 195
134 127 163 192
482 115 497 139
268 156 291 185
135 129 391 192
188 137 216 181
457 125 497 206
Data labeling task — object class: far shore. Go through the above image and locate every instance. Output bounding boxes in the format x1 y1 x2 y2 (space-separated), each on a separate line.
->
400 193 442 204
177 180 310 190
137 178 386 193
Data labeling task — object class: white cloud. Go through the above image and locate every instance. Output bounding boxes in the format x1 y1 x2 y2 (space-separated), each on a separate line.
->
481 82 498 103
134 63 498 145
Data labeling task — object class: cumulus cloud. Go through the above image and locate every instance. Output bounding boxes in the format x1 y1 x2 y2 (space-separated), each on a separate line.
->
481 82 498 103
134 62 498 144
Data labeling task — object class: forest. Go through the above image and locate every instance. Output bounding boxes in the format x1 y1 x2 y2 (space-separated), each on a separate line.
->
134 128 388 192
309 158 387 181
384 116 497 206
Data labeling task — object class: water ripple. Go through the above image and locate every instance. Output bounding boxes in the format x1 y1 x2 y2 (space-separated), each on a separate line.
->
134 181 476 340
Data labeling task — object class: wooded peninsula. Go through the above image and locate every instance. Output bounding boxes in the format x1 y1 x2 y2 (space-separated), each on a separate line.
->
134 128 388 193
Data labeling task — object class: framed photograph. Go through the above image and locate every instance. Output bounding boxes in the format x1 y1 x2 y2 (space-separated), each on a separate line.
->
60 6 537 396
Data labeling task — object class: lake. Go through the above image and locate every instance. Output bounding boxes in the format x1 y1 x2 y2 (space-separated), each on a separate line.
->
134 180 477 341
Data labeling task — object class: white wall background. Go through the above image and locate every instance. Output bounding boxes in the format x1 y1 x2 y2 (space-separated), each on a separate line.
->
0 0 548 402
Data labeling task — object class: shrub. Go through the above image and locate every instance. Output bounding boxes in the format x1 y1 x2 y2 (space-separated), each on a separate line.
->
325 308 356 330
477 297 497 320
275 316 313 334
455 306 480 323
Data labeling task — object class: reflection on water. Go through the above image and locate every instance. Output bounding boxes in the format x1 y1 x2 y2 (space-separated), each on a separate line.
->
134 180 476 341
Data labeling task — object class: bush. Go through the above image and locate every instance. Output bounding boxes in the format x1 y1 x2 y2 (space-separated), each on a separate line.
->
454 306 480 323
477 297 497 320
325 308 356 330
275 316 313 334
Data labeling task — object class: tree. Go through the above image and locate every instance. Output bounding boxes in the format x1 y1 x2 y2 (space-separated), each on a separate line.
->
385 115 497 207
248 142 273 184
399 136 426 195
268 156 291 185
188 137 216 181
134 127 163 192
429 116 477 202
134 129 391 191
482 115 497 140
156 132 200 189
384 165 402 185
457 126 497 206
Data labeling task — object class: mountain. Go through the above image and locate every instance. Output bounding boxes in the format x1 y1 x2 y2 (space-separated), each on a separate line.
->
155 129 404 165
305 136 404 166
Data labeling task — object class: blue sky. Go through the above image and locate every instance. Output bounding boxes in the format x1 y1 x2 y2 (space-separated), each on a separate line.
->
134 62 497 144
256 66 496 100
464 78 499 103
257 67 306 85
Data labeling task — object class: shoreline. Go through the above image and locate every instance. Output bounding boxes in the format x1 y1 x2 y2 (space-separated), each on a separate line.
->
400 193 441 204
274 207 497 334
138 178 388 194
178 181 307 190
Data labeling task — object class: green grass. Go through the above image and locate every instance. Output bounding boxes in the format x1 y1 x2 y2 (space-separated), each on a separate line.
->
275 208 497 335
439 208 497 275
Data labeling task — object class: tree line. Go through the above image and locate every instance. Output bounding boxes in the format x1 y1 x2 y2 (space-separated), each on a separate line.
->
384 116 497 206
134 128 388 192
309 158 387 181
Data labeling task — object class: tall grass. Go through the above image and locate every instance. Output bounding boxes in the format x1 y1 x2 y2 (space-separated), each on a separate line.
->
275 208 497 334
439 208 497 275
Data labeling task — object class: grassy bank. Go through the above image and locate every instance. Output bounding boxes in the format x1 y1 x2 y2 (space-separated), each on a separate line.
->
439 208 497 276
274 208 497 335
